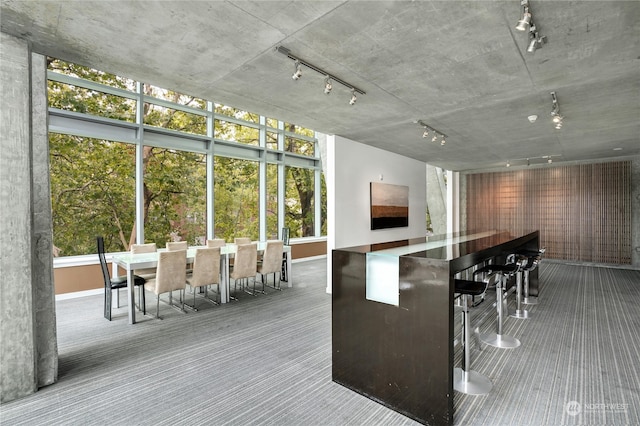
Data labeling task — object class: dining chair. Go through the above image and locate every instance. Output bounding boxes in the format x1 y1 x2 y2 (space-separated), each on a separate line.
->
131 243 158 279
234 237 251 245
167 241 191 271
206 239 226 248
281 227 290 282
185 247 221 310
167 241 188 251
144 249 187 319
97 236 146 320
230 242 258 298
258 240 284 292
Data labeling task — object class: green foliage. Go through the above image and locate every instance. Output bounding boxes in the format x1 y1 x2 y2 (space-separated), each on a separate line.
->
214 157 259 242
49 134 136 254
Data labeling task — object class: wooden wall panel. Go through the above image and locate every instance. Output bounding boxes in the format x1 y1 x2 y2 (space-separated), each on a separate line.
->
465 161 631 264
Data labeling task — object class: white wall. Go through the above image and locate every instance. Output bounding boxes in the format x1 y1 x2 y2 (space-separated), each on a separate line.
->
326 135 427 293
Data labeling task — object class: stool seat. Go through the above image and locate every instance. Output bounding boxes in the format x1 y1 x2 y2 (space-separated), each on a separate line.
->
515 248 545 258
475 264 519 275
454 279 486 296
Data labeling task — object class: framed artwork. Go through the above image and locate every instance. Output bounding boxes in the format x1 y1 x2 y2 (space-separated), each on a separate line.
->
370 182 409 230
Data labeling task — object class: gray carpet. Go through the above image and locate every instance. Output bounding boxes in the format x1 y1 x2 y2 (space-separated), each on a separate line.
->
0 259 639 426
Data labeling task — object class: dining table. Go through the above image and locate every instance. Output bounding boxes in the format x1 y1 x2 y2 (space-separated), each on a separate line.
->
111 242 292 324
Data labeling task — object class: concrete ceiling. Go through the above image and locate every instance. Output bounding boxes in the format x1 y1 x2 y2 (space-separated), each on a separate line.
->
2 0 639 171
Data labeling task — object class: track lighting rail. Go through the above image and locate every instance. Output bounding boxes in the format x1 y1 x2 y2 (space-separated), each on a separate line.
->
275 46 366 95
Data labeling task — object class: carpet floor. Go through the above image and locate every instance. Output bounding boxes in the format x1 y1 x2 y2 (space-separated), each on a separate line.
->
1 259 638 426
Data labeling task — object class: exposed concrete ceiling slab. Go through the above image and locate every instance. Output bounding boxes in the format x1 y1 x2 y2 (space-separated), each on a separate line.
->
2 0 638 171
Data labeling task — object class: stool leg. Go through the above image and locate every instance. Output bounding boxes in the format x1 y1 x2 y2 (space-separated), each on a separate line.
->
511 272 529 319
454 294 492 395
478 275 521 349
522 269 539 305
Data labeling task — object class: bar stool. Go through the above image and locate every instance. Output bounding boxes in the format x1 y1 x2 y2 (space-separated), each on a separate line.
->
515 248 545 305
506 253 530 319
453 279 492 395
473 263 522 349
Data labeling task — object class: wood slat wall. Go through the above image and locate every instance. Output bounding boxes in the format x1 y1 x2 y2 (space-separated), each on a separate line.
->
465 161 631 264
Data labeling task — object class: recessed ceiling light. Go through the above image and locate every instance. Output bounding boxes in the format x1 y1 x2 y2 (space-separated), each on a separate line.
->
528 115 538 123
613 147 623 151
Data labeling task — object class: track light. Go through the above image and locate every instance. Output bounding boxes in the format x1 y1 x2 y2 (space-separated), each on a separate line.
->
550 91 564 130
349 89 357 105
526 24 547 53
324 77 332 94
516 5 532 31
506 155 561 167
527 25 538 52
276 46 365 104
416 120 448 146
292 61 302 80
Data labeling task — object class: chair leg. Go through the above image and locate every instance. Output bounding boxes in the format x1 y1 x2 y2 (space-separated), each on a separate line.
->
203 286 219 305
478 275 521 349
104 287 112 321
167 290 187 313
510 272 529 319
141 286 146 315
155 295 162 320
184 285 200 312
453 294 492 395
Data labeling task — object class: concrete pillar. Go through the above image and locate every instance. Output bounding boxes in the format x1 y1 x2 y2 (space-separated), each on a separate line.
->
426 165 446 234
0 32 58 403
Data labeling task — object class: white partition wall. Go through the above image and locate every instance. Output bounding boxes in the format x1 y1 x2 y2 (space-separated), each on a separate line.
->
326 135 427 293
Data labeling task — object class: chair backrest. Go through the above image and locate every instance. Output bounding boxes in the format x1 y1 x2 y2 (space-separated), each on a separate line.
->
167 241 188 251
153 249 187 294
206 239 226 248
96 236 111 286
234 237 251 245
231 243 257 280
281 227 290 246
131 243 157 275
131 243 157 254
260 240 284 275
189 247 221 287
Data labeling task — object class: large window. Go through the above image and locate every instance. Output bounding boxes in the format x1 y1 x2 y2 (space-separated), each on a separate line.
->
144 147 207 247
285 166 315 238
47 58 325 257
49 135 135 256
213 157 259 242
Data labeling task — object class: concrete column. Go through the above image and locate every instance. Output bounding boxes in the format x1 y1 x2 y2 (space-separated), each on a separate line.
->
426 165 446 235
31 52 58 388
0 32 58 403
